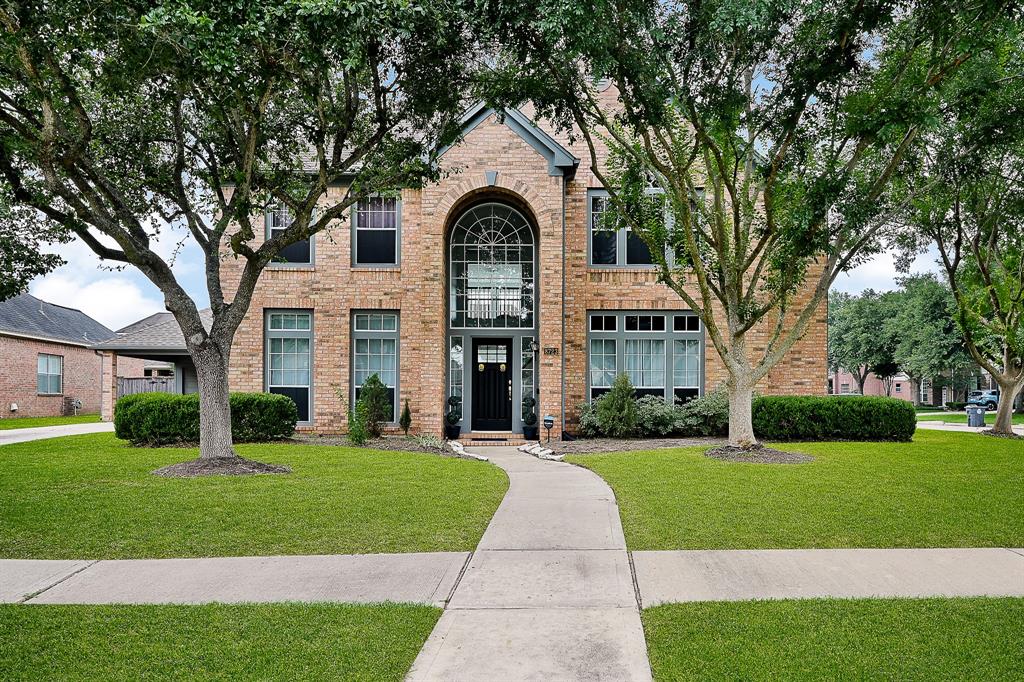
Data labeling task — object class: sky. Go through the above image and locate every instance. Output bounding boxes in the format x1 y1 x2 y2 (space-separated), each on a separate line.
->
28 235 942 330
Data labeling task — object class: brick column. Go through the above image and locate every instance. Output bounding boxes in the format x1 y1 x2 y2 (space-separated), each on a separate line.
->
100 352 117 422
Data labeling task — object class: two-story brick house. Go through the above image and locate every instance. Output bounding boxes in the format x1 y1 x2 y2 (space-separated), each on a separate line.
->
117 88 827 439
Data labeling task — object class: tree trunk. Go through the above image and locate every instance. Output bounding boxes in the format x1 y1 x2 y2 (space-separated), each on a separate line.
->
190 339 236 459
856 370 868 396
727 378 758 448
992 378 1023 436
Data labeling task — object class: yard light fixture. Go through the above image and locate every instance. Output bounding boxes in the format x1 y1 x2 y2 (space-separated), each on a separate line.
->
543 414 555 442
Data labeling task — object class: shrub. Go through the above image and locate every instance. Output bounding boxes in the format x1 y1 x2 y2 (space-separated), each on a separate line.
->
399 399 412 435
945 401 967 411
752 395 916 442
634 395 677 437
675 388 730 437
356 374 391 438
114 392 297 446
594 373 638 438
576 400 602 437
347 401 369 446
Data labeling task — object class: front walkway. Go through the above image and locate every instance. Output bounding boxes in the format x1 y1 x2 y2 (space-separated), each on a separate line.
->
916 420 1024 435
0 421 113 446
406 446 652 681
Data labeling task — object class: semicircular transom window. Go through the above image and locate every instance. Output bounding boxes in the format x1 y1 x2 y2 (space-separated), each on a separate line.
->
450 202 535 329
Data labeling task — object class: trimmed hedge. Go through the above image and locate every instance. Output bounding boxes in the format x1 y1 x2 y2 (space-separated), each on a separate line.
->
115 392 298 446
752 395 916 442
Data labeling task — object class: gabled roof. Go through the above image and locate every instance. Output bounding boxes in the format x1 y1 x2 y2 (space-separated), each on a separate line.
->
92 309 213 353
0 294 116 347
438 102 579 178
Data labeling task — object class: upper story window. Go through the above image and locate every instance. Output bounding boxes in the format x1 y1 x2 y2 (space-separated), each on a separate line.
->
266 203 313 265
588 189 655 267
353 196 400 266
449 202 535 329
37 353 62 395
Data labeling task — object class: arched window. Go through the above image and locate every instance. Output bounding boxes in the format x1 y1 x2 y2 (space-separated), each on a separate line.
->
449 202 535 329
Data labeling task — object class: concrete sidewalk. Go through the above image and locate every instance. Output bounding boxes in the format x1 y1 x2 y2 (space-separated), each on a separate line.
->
633 548 1024 606
407 447 653 682
916 420 1024 435
0 421 113 446
2 553 468 606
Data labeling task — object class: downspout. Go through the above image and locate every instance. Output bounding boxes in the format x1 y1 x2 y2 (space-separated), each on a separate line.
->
560 176 567 437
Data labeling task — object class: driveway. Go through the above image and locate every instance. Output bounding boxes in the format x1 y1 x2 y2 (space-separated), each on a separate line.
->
0 422 114 446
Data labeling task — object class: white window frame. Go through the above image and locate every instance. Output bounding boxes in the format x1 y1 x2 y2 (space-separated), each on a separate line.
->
36 353 63 395
265 310 313 424
265 203 314 266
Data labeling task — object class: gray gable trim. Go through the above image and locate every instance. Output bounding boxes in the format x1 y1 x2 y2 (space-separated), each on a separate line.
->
437 102 579 178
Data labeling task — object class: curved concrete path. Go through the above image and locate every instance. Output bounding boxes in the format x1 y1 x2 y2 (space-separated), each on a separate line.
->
0 421 113 446
407 447 652 682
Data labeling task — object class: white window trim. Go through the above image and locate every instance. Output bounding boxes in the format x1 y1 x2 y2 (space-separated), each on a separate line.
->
351 195 402 268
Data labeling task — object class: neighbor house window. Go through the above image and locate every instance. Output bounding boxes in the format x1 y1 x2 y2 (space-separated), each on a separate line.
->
37 354 62 395
895 383 902 393
352 311 399 420
587 311 704 403
840 383 851 394
266 311 313 423
587 189 657 266
266 203 312 265
353 196 400 265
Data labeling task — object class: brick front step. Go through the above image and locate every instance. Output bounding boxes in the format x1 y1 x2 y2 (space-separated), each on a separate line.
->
459 432 536 446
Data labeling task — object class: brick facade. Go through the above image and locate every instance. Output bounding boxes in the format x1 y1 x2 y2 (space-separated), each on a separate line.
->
0 334 145 419
222 98 827 437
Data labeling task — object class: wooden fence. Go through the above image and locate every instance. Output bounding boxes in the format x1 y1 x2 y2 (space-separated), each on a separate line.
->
116 376 177 398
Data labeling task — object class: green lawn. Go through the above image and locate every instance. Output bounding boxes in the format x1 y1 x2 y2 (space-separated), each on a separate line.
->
567 430 1024 549
0 603 438 681
644 598 1024 681
0 413 100 430
917 412 1024 425
0 433 507 559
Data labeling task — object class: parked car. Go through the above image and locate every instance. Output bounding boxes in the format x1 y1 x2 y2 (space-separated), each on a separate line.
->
966 390 1000 410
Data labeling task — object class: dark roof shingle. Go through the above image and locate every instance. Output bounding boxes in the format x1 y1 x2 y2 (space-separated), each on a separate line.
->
0 294 116 346
92 309 213 352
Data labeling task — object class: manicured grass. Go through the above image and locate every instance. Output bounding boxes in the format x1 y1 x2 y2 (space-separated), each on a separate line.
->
567 430 1024 549
0 603 439 681
0 433 507 559
643 597 1024 681
917 412 1024 425
0 413 100 430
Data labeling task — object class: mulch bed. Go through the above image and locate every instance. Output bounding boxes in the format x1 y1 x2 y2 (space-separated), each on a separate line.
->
980 429 1024 440
704 445 814 464
152 457 292 478
286 434 451 455
548 436 726 454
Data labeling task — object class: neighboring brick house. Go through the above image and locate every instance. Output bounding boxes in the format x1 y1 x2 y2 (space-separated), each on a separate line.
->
100 92 828 438
0 294 145 419
830 368 914 402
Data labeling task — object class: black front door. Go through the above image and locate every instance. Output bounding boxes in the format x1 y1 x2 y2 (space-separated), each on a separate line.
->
472 338 513 431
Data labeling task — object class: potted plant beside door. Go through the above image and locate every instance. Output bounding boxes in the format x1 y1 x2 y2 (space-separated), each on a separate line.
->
444 396 462 440
522 396 539 441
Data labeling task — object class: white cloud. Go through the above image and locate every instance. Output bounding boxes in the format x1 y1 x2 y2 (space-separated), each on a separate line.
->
28 225 209 330
832 248 942 294
31 274 165 330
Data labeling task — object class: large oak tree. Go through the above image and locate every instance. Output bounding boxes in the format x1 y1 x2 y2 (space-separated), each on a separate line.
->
0 0 477 459
479 0 1019 447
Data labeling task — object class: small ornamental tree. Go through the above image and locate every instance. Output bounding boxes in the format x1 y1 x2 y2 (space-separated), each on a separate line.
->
399 399 412 436
595 373 638 438
356 374 391 439
0 0 476 461
480 0 1017 447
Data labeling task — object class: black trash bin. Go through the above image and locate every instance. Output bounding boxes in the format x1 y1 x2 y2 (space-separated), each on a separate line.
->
966 405 986 427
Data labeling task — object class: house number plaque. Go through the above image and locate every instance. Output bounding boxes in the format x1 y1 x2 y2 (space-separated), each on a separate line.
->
543 347 559 356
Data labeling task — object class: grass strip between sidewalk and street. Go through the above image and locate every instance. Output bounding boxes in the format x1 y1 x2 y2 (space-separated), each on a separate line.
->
0 602 439 681
643 597 1024 681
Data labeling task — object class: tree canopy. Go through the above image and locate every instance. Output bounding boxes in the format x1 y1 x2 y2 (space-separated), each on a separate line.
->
478 0 1021 445
0 0 478 458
